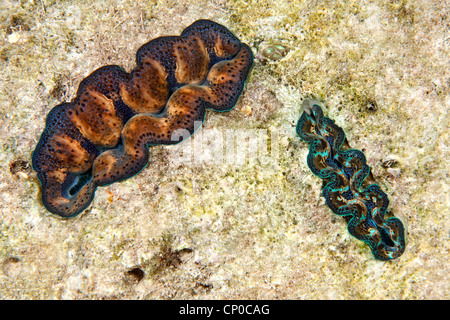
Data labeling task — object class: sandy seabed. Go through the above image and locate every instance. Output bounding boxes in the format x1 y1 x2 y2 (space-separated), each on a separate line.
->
0 0 448 299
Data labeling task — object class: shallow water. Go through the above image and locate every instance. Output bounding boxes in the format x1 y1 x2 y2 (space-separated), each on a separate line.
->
0 0 448 299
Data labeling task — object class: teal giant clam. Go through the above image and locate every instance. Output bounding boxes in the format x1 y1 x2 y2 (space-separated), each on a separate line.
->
32 20 254 218
296 100 405 260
